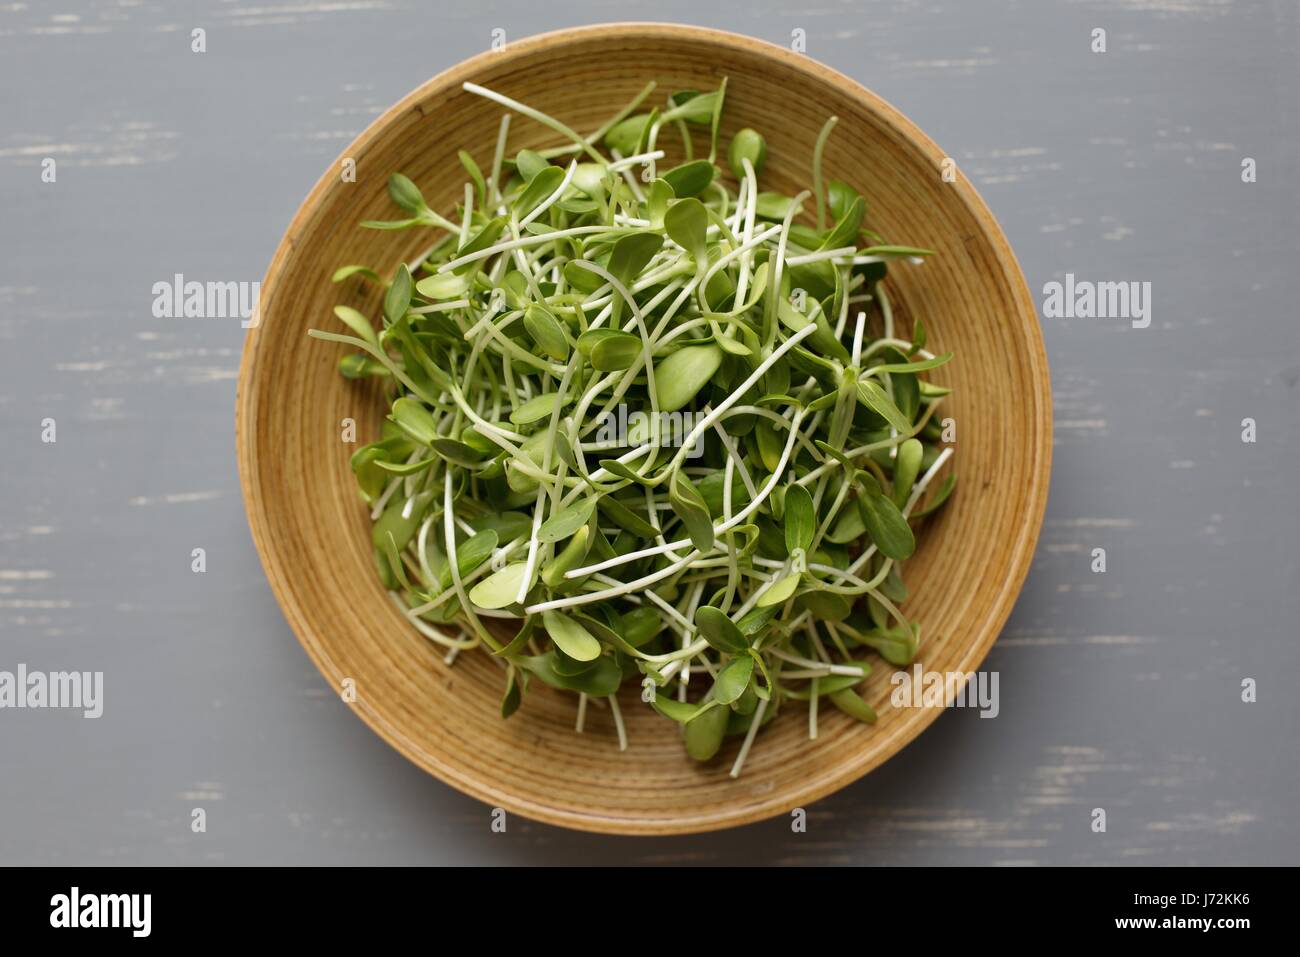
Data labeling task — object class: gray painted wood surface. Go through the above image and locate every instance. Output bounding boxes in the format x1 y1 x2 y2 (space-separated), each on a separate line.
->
1 0 1296 865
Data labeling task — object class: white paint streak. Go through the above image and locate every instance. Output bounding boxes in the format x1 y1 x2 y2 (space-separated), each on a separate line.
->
128 490 223 507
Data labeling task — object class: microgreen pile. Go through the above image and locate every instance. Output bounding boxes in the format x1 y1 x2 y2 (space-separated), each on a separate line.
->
310 78 956 776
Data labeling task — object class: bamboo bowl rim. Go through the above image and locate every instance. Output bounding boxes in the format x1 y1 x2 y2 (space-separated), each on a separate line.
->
236 22 1052 835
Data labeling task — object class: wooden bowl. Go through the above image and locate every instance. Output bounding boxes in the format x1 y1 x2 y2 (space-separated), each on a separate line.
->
236 23 1051 835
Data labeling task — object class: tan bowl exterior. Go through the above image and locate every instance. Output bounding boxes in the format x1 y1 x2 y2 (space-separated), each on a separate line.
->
236 23 1051 835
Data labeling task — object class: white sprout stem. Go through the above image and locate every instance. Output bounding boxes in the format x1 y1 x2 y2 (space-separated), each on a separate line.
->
515 358 582 603
784 245 858 266
540 80 656 157
644 588 694 634
809 678 820 739
696 223 784 312
608 148 647 204
729 697 768 779
607 149 665 172
851 310 868 367
764 191 810 348
608 694 628 752
768 647 868 677
489 113 511 207
369 473 403 521
527 548 699 615
563 406 808 580
861 337 933 358
812 115 838 231
436 225 635 274
519 160 578 226
664 324 817 474
389 592 478 651
462 82 606 163
409 299 471 315
734 156 759 305
903 446 955 515
442 470 495 650
458 183 474 249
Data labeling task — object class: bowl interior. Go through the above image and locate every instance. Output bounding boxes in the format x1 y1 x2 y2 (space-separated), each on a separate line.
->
237 24 1051 834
